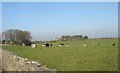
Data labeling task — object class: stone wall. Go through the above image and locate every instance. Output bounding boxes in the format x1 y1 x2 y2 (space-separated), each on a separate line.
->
0 48 2 72
2 49 56 72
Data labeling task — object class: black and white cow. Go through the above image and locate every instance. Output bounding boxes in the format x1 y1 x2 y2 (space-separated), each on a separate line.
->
59 43 64 46
50 44 53 47
42 43 53 47
66 44 69 47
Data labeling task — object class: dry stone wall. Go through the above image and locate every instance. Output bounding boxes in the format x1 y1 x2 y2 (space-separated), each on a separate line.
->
2 49 56 72
0 48 2 72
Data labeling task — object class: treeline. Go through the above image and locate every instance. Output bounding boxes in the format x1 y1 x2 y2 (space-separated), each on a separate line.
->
2 29 32 45
59 35 88 41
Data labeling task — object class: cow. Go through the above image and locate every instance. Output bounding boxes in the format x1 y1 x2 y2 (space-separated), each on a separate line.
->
46 43 49 47
66 44 69 47
42 43 53 47
42 44 45 47
32 44 36 48
112 44 115 46
50 44 53 47
59 43 64 46
83 44 86 46
22 43 25 46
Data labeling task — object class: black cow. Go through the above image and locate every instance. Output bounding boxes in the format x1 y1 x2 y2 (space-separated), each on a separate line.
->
46 43 49 47
112 44 115 46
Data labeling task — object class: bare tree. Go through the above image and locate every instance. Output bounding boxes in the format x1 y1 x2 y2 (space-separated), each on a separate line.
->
2 29 32 44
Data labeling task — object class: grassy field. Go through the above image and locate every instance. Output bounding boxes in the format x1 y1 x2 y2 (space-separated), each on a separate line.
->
2 38 118 71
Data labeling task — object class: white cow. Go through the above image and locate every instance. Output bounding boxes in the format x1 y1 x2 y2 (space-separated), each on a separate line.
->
42 44 45 47
22 43 25 46
83 44 86 46
66 44 69 47
32 44 36 48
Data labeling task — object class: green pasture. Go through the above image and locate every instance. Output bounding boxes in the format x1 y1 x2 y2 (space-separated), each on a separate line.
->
2 38 118 71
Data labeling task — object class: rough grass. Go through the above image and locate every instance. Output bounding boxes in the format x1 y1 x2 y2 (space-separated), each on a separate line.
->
2 38 118 71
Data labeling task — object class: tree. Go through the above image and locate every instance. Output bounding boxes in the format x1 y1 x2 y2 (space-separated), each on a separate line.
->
2 40 6 44
22 39 32 46
61 35 72 41
72 35 83 40
60 35 89 41
2 29 32 44
83 35 88 40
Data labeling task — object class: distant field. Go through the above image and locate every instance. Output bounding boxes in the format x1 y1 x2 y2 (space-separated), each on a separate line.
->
2 38 118 71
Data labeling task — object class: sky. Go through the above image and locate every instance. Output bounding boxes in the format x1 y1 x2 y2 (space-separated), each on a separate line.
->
2 2 118 41
0 3 2 34
1 0 119 2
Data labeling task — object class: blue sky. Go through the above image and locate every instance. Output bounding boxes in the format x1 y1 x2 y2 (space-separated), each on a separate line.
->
1 0 119 2
0 3 2 34
2 2 118 41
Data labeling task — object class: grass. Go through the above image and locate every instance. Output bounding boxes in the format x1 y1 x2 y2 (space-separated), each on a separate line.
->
2 38 118 71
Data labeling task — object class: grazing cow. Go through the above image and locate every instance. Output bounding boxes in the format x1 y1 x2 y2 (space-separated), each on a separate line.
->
112 44 115 46
59 43 64 46
5 42 7 44
42 44 45 47
66 44 69 47
22 43 25 46
10 42 12 44
50 44 52 47
31 44 33 46
42 43 53 47
46 43 49 47
32 44 36 48
83 44 86 46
